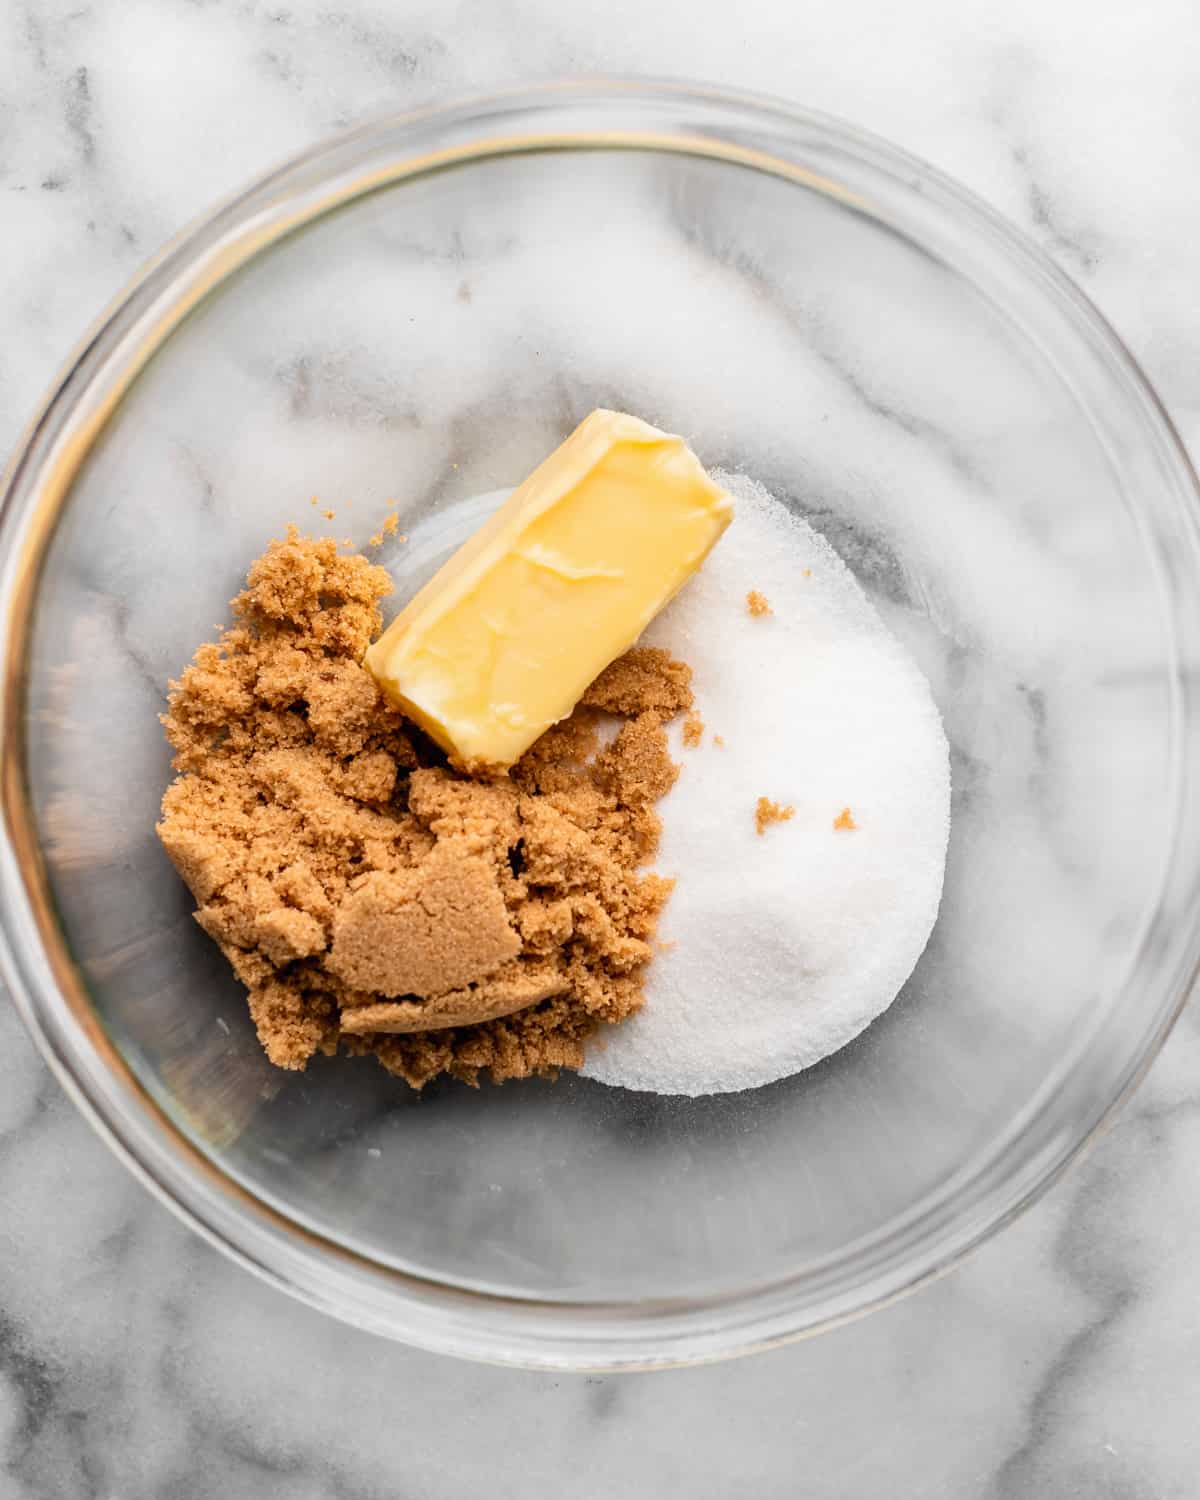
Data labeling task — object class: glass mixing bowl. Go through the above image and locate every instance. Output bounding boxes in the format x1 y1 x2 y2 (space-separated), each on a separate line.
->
2 81 1199 1371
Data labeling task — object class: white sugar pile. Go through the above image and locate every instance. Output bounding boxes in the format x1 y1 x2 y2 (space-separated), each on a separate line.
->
580 473 951 1097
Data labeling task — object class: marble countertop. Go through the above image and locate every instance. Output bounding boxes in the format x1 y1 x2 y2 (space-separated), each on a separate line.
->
4 2 1200 1494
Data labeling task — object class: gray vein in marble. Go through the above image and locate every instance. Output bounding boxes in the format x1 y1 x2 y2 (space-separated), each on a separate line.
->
174 440 219 515
979 1069 1200 1498
583 1375 623 1423
276 352 423 431
19 3 50 73
673 217 990 493
63 66 95 168
805 325 986 489
0 1312 61 1492
157 1335 393 1500
362 374 584 541
786 493 915 607
976 43 1108 277
987 1168 1137 1498
1022 164 1104 277
0 1070 59 1159
316 8 426 78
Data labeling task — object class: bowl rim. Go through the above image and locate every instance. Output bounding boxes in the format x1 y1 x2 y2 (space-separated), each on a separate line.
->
2 76 1199 1371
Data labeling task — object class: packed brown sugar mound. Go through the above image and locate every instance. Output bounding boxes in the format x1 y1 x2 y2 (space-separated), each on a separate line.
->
157 530 692 1089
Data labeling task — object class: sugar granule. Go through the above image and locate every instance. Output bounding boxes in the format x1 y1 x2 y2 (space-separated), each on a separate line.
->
581 474 951 1098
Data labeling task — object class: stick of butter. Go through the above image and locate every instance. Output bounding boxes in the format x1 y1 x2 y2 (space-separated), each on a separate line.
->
364 409 733 771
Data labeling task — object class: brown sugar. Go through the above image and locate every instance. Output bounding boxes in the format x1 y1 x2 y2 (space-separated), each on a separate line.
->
682 712 704 748
158 530 692 1089
755 796 794 835
833 806 859 831
328 848 521 998
580 646 693 718
368 510 404 549
746 590 771 617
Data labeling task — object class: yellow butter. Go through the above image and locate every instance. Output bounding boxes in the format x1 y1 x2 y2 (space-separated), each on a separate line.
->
364 409 733 771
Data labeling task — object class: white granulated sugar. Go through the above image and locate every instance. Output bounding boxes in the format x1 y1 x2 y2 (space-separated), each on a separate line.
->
580 473 951 1097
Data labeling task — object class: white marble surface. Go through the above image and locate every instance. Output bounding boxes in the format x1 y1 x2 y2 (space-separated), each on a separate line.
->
4 1 1200 1494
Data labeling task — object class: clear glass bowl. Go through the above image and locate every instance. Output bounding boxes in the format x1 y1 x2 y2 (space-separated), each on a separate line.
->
2 81 1199 1370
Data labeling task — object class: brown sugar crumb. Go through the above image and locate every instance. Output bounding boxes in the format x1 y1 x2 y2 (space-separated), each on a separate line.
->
755 796 794 835
682 712 704 748
802 568 812 579
328 848 521 998
581 646 693 718
340 962 569 1035
833 806 859 831
158 531 690 1089
746 590 771 617
713 734 725 749
369 510 405 548
322 508 336 520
